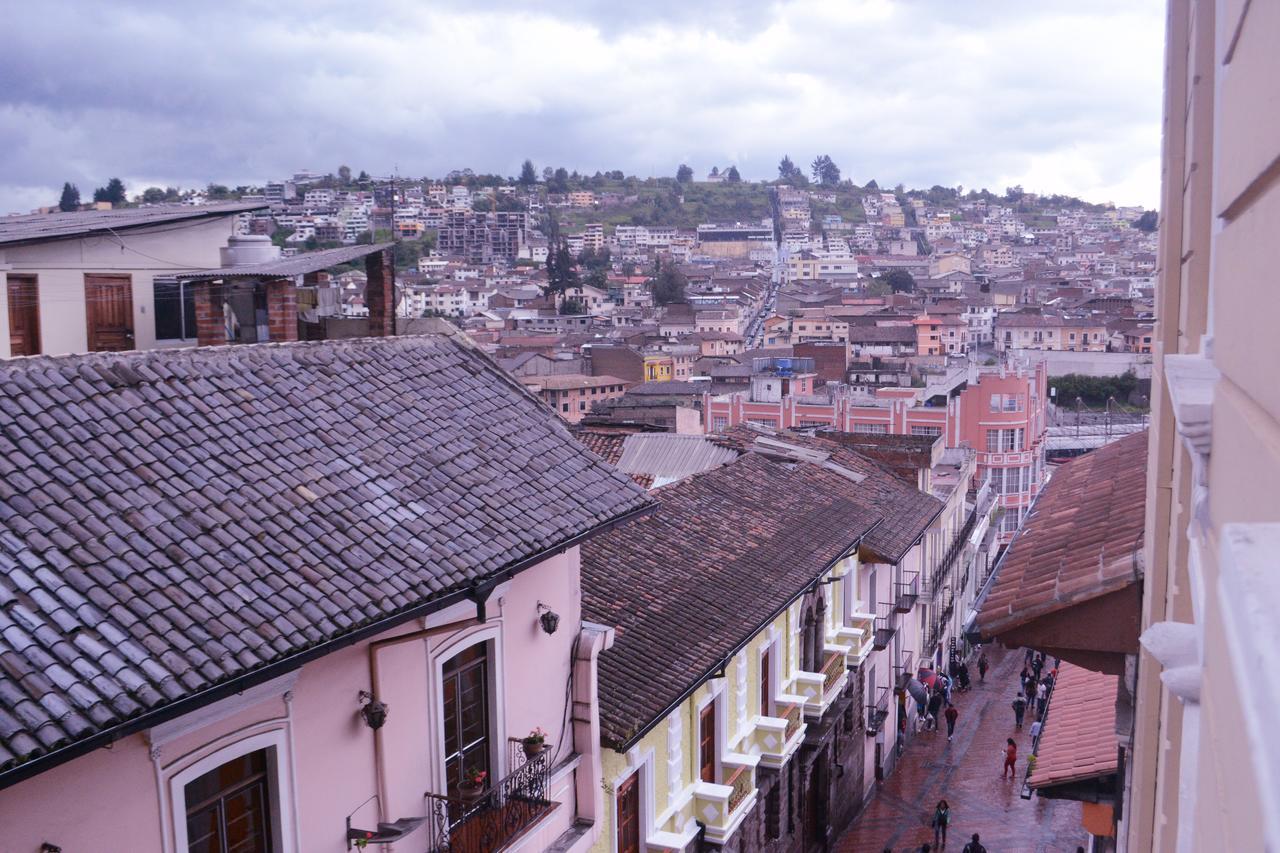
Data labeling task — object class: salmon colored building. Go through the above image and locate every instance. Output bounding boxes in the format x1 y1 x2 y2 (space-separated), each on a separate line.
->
706 360 1048 545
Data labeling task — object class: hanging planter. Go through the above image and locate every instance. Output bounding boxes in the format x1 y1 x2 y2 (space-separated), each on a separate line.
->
457 768 487 804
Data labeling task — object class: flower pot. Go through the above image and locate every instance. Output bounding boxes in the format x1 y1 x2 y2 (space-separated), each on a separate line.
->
522 741 545 760
458 783 484 804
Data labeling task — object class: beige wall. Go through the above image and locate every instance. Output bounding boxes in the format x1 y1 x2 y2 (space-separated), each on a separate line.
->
1131 0 1280 851
0 216 236 357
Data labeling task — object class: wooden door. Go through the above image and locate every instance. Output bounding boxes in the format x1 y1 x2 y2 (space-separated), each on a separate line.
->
699 702 716 783
85 273 134 351
616 773 640 853
6 275 40 356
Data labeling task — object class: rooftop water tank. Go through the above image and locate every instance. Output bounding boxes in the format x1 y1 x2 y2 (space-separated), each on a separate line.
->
220 234 281 267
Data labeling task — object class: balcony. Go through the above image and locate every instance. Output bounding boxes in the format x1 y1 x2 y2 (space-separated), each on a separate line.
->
836 610 876 667
693 754 759 845
865 685 890 736
748 699 806 770
422 741 554 853
894 650 915 691
873 608 896 651
894 571 919 613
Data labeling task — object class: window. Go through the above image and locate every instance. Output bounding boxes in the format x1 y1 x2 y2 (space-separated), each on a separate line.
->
986 429 1001 453
712 416 728 431
184 749 273 853
760 649 771 717
562 403 569 413
616 773 640 853
910 425 942 437
699 703 716 783
442 644 490 799
154 276 199 341
853 422 888 434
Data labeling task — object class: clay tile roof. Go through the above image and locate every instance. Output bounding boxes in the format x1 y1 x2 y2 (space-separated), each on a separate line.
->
0 335 653 779
583 454 881 749
1029 662 1119 788
978 430 1147 636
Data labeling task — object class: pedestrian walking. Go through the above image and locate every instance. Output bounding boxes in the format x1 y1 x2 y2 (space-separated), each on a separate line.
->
1012 692 1027 729
1002 738 1018 779
977 651 989 683
1036 679 1049 718
962 834 987 853
944 703 959 741
940 674 952 704
927 690 944 731
931 799 951 848
1024 648 1034 667
957 662 970 692
1019 665 1031 695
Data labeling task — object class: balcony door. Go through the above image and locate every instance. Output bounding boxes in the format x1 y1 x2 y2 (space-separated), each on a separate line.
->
6 275 40 356
616 773 640 853
85 273 134 351
760 649 771 717
699 702 716 783
442 643 491 799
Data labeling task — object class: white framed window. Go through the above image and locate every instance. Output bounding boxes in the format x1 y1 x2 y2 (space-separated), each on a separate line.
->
910 425 942 437
853 422 888 434
169 729 299 853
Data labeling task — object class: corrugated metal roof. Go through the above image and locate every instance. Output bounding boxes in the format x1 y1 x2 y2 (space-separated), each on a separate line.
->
0 202 267 247
175 242 395 281
615 433 738 480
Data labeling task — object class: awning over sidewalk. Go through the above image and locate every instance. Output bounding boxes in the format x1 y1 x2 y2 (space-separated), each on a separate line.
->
1030 662 1120 792
975 430 1148 674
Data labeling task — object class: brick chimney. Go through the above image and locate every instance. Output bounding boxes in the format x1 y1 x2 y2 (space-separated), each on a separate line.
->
364 248 394 337
193 283 227 347
265 279 299 342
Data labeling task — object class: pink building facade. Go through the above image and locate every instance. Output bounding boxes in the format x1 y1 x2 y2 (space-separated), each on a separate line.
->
705 361 1049 544
0 552 614 853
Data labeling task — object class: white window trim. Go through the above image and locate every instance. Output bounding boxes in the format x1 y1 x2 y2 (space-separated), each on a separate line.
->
166 726 299 853
429 622 507 793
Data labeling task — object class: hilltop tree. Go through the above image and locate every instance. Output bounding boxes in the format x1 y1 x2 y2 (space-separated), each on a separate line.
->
709 166 720 177
726 165 742 183
811 155 840 186
778 155 798 181
357 170 370 183
519 159 538 186
58 182 80 211
92 178 127 206
1134 210 1158 232
547 167 570 194
886 268 916 293
864 179 879 191
338 165 351 184
140 186 168 204
676 164 694 183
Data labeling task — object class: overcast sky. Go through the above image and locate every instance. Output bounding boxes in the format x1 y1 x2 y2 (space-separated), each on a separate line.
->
1 0 1165 214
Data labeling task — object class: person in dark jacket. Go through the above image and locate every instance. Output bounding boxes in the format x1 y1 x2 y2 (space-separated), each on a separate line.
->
977 651 989 682
932 799 951 848
962 833 986 853
927 690 945 731
1012 692 1028 729
944 703 959 740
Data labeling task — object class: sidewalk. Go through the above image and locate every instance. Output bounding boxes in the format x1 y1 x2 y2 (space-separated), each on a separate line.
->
833 645 1087 852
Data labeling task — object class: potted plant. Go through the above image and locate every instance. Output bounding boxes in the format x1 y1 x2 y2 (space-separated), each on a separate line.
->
521 727 549 759
457 767 487 804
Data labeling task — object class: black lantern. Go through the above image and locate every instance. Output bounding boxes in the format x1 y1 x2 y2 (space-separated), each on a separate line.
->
537 602 560 635
358 690 389 730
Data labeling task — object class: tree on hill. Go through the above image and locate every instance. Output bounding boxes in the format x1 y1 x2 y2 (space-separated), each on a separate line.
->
650 258 687 305
864 179 879 190
357 170 370 183
544 238 580 296
778 155 800 183
865 279 892 297
726 165 741 183
886 268 916 293
1134 210 1158 232
58 182 80 211
676 164 694 183
519 159 538 186
811 155 841 186
92 177 127 206
547 167 570 194
338 165 351 185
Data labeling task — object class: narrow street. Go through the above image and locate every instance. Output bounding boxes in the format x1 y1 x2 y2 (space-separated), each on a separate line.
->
834 645 1088 852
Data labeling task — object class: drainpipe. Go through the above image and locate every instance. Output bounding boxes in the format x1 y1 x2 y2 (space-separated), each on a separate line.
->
366 612 482 821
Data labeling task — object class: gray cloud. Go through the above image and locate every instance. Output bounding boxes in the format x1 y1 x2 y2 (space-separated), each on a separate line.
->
0 0 1163 213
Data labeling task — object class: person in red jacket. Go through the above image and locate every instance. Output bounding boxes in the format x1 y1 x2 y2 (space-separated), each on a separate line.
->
944 703 960 741
1002 738 1018 779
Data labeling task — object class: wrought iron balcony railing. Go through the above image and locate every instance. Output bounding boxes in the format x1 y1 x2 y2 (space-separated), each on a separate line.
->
894 571 919 613
865 685 890 736
423 742 553 853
